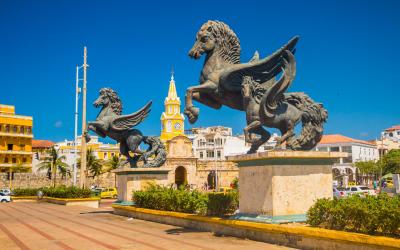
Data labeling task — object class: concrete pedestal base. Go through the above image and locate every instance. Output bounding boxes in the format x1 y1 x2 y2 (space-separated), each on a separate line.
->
228 151 346 223
113 167 171 203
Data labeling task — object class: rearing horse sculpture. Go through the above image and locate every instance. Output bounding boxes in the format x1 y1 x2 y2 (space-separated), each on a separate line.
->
185 20 327 152
86 88 166 167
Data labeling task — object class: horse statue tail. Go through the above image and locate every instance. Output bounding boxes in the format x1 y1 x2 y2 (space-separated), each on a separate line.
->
284 93 328 150
141 136 167 168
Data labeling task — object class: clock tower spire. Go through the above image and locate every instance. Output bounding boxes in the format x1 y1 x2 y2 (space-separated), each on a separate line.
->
160 71 185 141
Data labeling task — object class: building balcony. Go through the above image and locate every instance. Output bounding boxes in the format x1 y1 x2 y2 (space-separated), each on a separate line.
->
0 150 32 155
0 163 32 168
0 131 33 138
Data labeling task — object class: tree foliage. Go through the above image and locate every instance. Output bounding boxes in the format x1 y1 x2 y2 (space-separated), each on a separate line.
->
78 148 104 179
355 149 400 177
37 147 70 186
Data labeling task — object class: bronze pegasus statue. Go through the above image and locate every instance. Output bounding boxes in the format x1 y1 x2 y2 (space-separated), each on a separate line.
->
185 20 327 153
86 88 166 167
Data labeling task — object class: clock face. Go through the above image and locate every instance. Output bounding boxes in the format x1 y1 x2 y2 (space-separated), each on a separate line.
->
174 122 181 130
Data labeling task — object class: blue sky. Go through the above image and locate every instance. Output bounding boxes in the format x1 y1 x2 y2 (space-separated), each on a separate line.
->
0 0 399 142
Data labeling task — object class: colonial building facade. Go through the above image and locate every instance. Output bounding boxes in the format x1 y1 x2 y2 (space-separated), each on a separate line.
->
54 135 120 169
315 134 379 184
0 104 33 173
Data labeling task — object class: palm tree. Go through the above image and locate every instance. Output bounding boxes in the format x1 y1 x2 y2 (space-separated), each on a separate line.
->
78 148 104 179
37 147 70 187
105 155 122 187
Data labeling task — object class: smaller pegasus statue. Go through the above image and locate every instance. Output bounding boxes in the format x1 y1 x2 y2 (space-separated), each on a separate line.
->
86 88 166 168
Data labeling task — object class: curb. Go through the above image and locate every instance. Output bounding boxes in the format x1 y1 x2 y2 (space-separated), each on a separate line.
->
113 205 400 249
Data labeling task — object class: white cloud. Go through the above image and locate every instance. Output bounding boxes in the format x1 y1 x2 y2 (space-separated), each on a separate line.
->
55 121 63 128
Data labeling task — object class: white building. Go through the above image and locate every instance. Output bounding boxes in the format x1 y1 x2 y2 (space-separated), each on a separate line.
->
382 125 400 142
188 126 249 160
316 134 379 184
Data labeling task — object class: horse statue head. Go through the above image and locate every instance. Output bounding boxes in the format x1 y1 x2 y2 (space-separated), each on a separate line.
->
188 20 241 64
93 88 122 115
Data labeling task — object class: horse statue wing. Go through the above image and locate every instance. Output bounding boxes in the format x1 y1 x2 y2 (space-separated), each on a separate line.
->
110 101 152 131
220 36 299 92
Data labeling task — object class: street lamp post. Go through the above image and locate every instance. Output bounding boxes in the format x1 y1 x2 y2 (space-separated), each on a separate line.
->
73 65 82 186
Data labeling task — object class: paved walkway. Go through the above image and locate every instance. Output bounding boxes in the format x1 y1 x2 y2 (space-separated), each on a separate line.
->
0 201 294 250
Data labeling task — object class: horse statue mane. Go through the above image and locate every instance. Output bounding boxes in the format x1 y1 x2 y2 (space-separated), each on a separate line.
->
203 20 241 64
100 88 122 115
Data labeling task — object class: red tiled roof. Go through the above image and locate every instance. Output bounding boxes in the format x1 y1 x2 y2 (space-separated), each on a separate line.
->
32 140 54 148
319 134 375 146
385 125 400 132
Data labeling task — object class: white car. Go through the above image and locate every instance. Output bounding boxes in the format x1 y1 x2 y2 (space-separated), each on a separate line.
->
0 192 11 203
345 186 377 197
0 189 12 196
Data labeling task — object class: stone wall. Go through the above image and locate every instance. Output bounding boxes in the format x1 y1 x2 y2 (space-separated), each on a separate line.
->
0 172 116 189
195 160 238 188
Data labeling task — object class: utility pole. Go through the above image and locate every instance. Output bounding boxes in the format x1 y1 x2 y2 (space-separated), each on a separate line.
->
80 47 88 188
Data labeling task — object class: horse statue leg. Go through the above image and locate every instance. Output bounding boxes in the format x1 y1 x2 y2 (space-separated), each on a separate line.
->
246 123 271 154
184 80 218 124
86 122 107 143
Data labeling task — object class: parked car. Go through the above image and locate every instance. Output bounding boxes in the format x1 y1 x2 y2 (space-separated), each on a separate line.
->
0 189 12 196
100 188 117 199
0 192 11 203
344 186 377 197
333 187 346 198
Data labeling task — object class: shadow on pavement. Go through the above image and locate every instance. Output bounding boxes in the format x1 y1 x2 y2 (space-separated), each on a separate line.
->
165 227 205 235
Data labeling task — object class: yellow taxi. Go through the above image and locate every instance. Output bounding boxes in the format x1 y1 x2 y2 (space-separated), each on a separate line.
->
100 188 118 199
218 186 233 193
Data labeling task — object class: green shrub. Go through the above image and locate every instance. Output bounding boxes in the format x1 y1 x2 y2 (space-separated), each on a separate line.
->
41 186 92 198
207 191 239 217
133 184 239 216
12 188 39 196
133 184 208 215
307 194 400 237
12 186 92 198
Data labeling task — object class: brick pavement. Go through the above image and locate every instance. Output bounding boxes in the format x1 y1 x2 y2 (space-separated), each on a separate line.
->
0 201 294 250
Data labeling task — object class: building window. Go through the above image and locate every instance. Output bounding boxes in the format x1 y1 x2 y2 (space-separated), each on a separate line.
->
12 158 16 163
27 127 31 134
104 153 107 159
206 150 214 158
217 151 221 158
20 126 24 133
207 139 214 145
389 132 393 137
199 151 203 159
342 146 352 153
7 144 13 150
5 125 10 132
20 144 25 150
13 126 17 133
4 157 9 163
22 158 27 163
330 147 340 152
318 147 328 152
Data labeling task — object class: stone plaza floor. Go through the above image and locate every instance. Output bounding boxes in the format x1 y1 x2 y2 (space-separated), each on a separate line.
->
0 201 295 250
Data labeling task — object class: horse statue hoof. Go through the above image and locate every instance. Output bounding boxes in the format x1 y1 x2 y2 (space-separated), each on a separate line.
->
184 106 199 124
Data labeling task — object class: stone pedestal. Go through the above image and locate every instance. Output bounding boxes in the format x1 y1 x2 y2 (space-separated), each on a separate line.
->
113 167 171 203
227 151 346 223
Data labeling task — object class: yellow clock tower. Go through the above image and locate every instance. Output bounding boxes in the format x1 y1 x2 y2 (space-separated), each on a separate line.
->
160 73 185 141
